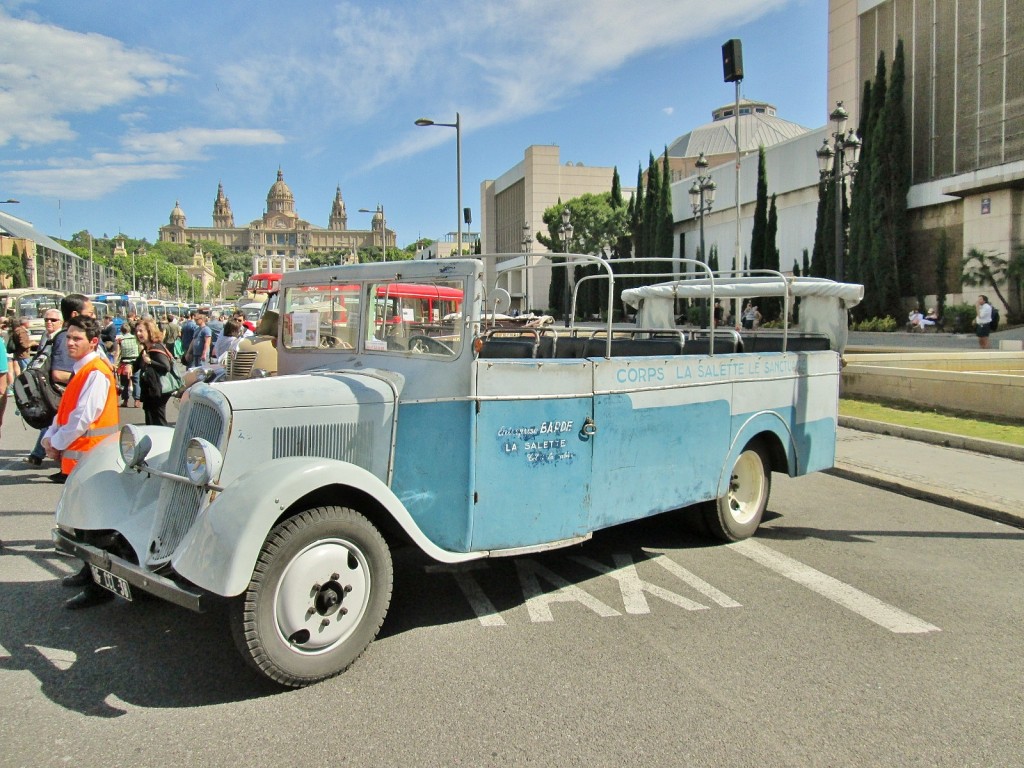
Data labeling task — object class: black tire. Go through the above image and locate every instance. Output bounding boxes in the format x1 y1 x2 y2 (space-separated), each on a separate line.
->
702 442 771 542
230 506 393 687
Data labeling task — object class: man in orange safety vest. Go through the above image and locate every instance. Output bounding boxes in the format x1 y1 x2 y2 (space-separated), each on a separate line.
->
42 315 120 609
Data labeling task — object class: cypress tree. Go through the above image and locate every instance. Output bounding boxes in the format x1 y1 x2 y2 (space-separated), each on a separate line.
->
793 257 802 324
762 193 780 321
865 50 889 318
631 165 646 289
847 77 873 319
880 39 910 314
749 146 768 273
659 149 674 265
810 184 827 279
644 152 660 273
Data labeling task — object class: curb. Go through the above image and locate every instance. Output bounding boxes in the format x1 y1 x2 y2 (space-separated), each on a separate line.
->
826 464 1024 530
838 415 1024 462
834 417 1024 529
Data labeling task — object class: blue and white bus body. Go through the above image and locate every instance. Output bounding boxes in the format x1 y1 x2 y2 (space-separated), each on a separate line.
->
53 255 862 687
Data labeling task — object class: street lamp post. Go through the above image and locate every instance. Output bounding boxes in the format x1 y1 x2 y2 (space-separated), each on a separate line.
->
358 205 386 261
815 101 861 281
688 152 717 268
560 208 574 328
521 220 533 313
415 113 462 257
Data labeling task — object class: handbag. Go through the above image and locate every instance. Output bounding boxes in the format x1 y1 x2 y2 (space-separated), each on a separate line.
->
149 345 185 395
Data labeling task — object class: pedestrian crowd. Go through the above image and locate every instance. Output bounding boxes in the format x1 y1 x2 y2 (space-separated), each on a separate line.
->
1 299 254 609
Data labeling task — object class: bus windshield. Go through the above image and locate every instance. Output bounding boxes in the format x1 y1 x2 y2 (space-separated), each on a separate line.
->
281 279 463 357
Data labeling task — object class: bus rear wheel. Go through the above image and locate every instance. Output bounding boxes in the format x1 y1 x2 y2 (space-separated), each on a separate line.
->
703 443 770 542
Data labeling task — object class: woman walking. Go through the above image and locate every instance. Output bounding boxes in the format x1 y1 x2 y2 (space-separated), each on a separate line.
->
133 318 174 426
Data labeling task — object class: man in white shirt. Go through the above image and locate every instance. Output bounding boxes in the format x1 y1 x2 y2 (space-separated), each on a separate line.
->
43 315 121 609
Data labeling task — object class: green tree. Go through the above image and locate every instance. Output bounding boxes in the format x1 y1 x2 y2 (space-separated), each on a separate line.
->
1 243 27 288
749 146 768 273
962 247 1024 323
761 193 781 321
536 193 628 319
810 176 829 278
870 39 910 318
657 149 674 261
847 77 873 317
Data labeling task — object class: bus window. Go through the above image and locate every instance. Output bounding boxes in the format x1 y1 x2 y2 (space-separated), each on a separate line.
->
282 283 359 350
367 280 463 357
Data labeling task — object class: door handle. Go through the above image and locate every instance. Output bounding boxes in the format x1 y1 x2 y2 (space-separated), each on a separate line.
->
580 416 597 438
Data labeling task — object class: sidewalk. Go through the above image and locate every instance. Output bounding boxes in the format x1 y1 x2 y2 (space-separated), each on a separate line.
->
831 419 1024 528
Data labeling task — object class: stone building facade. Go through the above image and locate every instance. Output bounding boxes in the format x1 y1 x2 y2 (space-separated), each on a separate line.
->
158 169 394 274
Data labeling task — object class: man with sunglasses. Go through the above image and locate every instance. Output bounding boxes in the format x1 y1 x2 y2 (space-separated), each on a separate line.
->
23 295 94 468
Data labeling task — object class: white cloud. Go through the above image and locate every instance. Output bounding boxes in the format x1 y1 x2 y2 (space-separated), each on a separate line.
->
2 127 286 200
204 0 791 167
0 9 184 147
4 164 184 200
663 107 675 116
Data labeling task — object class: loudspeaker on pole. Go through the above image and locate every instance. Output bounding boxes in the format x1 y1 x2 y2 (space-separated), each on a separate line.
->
722 39 743 83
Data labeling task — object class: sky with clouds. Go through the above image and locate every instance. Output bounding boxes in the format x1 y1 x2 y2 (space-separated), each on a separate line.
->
0 0 826 247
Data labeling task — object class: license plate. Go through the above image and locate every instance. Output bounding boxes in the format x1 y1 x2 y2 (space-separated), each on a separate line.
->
90 564 133 601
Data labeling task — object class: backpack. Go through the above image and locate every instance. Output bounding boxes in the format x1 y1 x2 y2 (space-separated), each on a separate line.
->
990 306 1000 331
119 333 140 362
12 338 64 430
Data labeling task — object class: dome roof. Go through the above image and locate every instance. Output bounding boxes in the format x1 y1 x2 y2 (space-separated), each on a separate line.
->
171 200 185 217
267 168 294 202
668 99 808 158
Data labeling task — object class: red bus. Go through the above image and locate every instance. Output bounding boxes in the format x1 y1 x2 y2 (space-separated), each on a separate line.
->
242 272 282 303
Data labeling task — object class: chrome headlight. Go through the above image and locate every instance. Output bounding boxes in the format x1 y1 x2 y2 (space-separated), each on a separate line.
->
184 438 222 486
119 424 151 468
250 368 270 379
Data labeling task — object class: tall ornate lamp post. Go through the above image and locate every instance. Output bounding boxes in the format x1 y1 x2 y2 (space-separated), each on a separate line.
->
815 101 861 281
358 205 387 261
415 113 462 258
560 207 574 327
688 152 717 267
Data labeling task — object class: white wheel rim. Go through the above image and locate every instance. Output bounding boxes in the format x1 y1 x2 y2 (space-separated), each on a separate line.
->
725 450 765 526
273 538 372 655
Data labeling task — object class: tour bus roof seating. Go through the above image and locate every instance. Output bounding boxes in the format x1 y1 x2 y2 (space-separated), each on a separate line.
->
739 332 831 352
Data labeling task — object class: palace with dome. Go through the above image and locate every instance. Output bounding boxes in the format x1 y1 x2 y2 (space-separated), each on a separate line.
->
157 169 394 273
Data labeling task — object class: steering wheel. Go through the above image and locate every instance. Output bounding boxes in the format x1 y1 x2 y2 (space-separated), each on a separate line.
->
407 335 454 355
319 335 353 349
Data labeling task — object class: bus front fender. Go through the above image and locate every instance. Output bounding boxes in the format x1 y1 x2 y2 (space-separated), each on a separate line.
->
171 457 483 597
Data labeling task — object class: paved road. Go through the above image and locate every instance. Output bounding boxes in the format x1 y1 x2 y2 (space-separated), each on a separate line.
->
2 419 1022 766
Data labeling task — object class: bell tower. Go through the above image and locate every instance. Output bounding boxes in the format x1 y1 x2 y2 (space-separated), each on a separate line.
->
212 182 234 228
329 185 348 230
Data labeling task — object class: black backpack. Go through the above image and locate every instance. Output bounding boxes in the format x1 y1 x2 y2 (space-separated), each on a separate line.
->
12 334 65 430
990 306 1000 331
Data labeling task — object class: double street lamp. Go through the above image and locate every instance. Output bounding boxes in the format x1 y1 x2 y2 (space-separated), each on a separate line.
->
688 153 716 266
815 101 861 281
358 205 387 261
560 207 574 327
414 113 462 258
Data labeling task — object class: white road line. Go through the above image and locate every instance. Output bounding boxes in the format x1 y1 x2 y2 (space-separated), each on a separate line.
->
651 553 742 608
728 539 941 634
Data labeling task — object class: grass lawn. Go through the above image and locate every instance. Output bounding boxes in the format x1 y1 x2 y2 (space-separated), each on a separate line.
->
839 398 1024 446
